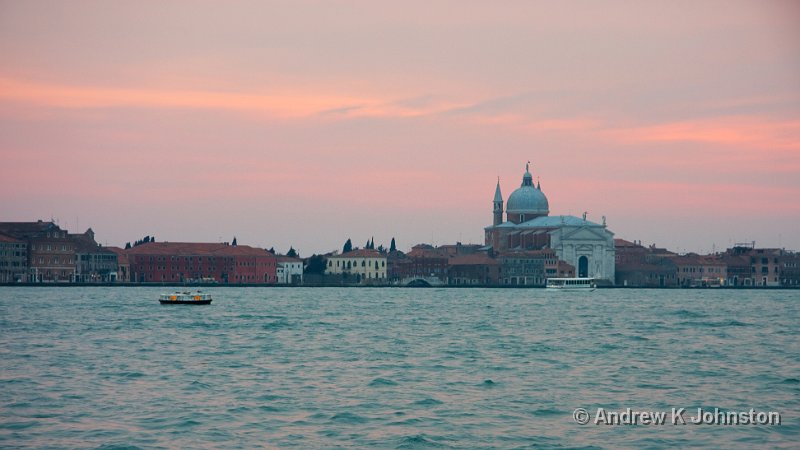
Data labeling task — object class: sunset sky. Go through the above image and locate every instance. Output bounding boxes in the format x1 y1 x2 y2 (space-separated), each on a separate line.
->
1 1 798 254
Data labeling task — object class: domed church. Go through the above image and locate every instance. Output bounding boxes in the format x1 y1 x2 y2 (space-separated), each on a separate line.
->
484 163 615 283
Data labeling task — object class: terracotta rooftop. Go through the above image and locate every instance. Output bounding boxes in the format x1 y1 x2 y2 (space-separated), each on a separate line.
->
69 232 115 254
125 242 273 257
0 221 61 236
0 232 24 243
406 247 449 259
330 249 385 258
106 247 129 264
614 238 640 248
448 254 498 265
497 249 557 258
667 254 726 266
719 254 750 265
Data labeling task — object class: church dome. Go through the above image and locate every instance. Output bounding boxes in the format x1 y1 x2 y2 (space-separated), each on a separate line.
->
506 167 549 217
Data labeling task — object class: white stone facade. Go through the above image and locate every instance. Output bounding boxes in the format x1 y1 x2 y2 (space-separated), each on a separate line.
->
549 224 615 282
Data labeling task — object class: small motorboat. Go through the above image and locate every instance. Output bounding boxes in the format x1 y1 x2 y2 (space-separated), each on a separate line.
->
159 291 213 305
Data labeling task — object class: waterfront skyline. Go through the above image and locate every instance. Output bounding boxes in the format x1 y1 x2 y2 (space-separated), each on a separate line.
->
1 1 799 254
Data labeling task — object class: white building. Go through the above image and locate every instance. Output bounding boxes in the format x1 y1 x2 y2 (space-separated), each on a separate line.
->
326 249 388 284
484 163 616 284
276 256 303 285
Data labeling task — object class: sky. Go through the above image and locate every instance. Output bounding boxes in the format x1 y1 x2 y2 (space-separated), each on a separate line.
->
1 1 798 255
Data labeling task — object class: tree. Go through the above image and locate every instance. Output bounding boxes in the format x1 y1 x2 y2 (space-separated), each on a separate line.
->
232 236 238 246
390 237 397 252
287 247 298 258
143 236 150 244
124 242 131 249
305 254 327 274
343 238 352 253
267 247 276 254
377 244 386 253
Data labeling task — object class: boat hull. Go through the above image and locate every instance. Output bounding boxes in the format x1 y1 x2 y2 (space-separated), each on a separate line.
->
159 299 212 305
545 287 596 292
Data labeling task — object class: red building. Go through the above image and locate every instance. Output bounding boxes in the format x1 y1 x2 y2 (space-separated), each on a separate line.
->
126 242 277 284
0 220 75 282
0 232 27 282
448 253 500 285
614 239 678 287
779 252 800 287
668 254 727 287
498 249 564 286
392 245 450 284
723 245 785 287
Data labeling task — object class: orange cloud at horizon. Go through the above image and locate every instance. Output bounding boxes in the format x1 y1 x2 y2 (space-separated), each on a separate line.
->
605 116 800 150
0 76 469 120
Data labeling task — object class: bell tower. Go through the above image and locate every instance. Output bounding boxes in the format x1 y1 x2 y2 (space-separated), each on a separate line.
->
493 177 504 226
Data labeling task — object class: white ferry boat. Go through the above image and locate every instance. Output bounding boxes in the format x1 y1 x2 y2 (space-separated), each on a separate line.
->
545 277 597 291
158 291 213 305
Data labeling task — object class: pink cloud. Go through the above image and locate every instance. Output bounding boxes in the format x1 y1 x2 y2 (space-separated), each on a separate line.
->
605 116 800 150
0 76 471 121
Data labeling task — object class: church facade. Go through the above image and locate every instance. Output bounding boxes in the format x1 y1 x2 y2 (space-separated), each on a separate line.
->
484 164 616 284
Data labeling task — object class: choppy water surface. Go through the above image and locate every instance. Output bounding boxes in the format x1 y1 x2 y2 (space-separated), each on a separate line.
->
1 287 798 449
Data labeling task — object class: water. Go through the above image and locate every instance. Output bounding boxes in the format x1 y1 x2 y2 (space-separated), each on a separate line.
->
1 287 797 449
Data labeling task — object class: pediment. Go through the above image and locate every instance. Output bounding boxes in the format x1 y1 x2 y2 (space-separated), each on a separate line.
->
561 226 608 241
